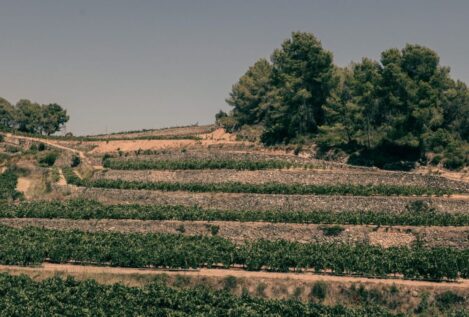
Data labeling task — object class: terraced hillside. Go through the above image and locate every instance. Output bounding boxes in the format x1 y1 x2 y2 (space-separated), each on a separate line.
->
1 128 469 316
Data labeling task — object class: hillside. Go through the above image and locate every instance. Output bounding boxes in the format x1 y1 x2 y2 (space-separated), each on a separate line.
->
0 126 468 316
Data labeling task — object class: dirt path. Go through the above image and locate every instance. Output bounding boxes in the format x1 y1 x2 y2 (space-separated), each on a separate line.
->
57 169 67 186
0 263 467 290
16 177 32 198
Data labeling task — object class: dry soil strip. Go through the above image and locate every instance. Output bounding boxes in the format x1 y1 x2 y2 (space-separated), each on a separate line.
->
0 263 468 290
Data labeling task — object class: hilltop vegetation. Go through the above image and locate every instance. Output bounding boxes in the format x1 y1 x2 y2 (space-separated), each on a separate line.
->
219 32 469 170
0 98 68 135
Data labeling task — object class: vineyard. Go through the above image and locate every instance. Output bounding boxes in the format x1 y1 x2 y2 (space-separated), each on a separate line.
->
103 157 310 170
1 199 469 226
0 168 21 201
64 168 456 196
0 273 407 316
1 128 469 316
0 225 467 280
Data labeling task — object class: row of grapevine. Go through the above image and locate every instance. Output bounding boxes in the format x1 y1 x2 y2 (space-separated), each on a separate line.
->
0 225 467 280
0 273 402 316
0 168 21 201
63 168 454 196
103 158 313 170
1 199 468 226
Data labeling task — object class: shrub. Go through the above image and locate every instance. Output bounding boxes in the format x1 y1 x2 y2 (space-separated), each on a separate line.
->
319 225 344 236
173 275 191 288
310 281 327 301
71 155 81 167
209 225 219 236
435 291 465 310
430 154 443 166
176 224 185 233
222 276 237 291
255 283 267 297
38 143 46 151
0 134 4 142
5 145 19 153
406 200 436 213
38 152 58 167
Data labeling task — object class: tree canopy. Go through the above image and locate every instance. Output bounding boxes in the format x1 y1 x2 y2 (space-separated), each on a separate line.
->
220 32 469 170
0 98 68 135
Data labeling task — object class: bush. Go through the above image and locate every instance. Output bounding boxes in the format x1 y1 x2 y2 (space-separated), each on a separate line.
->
5 146 19 153
0 134 4 142
38 143 46 151
255 283 267 297
406 201 436 213
443 142 468 171
38 152 58 167
310 281 328 301
71 155 81 167
222 276 237 291
176 224 185 233
209 225 219 236
319 225 344 236
435 291 465 310
430 154 443 166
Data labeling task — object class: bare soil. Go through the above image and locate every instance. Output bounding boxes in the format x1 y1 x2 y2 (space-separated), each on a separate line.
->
16 177 31 196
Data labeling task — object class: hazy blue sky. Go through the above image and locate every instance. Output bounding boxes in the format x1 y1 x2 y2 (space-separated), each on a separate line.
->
1 0 468 135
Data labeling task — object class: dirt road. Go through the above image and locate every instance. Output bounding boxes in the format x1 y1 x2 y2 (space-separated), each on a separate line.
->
0 263 467 289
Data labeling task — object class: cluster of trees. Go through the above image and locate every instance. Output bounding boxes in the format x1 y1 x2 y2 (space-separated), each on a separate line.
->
220 32 469 169
0 225 467 280
0 97 68 135
0 274 402 316
2 199 468 227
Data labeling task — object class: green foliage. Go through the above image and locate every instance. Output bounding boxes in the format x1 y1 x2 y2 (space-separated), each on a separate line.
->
38 143 46 151
71 155 81 167
2 199 468 226
0 98 15 130
5 145 20 153
319 225 345 236
222 276 237 291
209 225 220 236
0 168 22 201
38 151 58 167
311 282 328 301
435 291 465 310
0 225 467 280
225 58 272 128
0 273 402 316
14 99 69 135
223 32 469 169
262 32 336 144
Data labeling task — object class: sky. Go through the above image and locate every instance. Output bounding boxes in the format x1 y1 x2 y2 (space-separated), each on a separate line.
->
1 0 468 135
